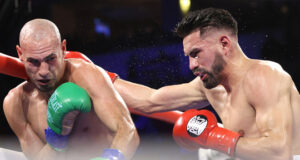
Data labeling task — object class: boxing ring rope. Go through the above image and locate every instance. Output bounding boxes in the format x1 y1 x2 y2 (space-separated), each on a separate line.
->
0 52 182 124
0 53 28 80
128 108 182 124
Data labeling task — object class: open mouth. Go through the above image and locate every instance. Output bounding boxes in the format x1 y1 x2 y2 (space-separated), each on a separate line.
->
200 73 207 81
37 79 50 85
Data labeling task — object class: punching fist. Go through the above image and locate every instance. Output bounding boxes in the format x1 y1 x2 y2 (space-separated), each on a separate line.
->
45 82 92 151
173 109 241 157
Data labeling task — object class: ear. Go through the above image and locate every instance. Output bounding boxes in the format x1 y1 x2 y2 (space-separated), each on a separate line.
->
16 45 24 61
61 39 67 57
220 36 231 56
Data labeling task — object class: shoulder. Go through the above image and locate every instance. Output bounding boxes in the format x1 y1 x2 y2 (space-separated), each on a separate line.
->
251 60 287 75
189 76 207 90
3 82 35 137
66 59 113 95
186 77 209 99
4 82 25 105
243 60 293 105
3 82 31 117
245 60 292 86
68 58 109 79
190 76 223 96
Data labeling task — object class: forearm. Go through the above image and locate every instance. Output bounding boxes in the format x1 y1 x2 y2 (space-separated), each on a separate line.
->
110 123 140 160
36 144 58 160
114 79 209 113
114 79 156 112
148 86 209 112
114 80 178 113
25 144 61 160
235 136 291 160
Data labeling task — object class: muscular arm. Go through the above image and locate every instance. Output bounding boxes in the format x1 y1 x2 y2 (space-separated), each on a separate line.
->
235 63 293 160
114 77 209 113
72 62 139 159
3 87 59 160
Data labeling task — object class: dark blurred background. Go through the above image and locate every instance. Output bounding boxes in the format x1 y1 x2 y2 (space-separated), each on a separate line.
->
0 0 300 159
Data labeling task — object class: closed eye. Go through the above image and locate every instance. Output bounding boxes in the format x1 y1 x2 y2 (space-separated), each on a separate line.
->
189 49 201 58
43 53 57 64
27 58 40 67
45 56 56 63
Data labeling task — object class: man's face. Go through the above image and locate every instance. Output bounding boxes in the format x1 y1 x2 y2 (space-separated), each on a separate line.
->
18 40 65 92
183 30 226 89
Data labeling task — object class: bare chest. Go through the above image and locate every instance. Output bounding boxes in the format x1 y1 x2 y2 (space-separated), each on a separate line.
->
205 87 259 137
25 98 112 155
25 98 48 141
66 111 113 158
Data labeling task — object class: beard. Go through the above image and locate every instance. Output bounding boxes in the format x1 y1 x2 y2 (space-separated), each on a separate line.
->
193 53 226 89
36 83 54 92
27 73 56 92
32 79 56 92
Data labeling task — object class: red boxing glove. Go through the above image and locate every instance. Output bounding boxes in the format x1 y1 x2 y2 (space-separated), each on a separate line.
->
173 109 241 157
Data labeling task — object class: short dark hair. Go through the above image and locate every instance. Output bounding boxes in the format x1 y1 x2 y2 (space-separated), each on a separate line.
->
175 8 238 38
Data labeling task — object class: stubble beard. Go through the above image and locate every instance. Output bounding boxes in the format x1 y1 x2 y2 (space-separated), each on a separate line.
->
201 54 226 89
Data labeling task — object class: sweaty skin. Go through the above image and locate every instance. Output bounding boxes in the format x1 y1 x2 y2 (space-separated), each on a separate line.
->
3 19 139 160
113 29 300 160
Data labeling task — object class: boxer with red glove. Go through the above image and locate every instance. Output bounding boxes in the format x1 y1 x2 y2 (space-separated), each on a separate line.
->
173 109 241 157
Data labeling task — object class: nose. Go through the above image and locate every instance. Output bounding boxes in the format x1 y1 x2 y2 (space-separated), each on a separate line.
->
38 62 49 77
189 57 199 71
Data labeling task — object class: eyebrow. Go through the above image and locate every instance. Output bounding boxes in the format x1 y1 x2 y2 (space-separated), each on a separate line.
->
44 53 56 61
26 53 56 62
185 48 201 57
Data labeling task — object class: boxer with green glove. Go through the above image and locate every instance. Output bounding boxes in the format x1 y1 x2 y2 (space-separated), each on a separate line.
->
3 19 139 160
45 82 92 151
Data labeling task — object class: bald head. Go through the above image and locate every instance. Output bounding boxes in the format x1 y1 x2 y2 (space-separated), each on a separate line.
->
19 19 61 48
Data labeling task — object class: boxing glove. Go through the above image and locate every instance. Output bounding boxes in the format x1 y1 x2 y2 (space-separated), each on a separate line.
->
173 109 241 157
45 82 92 151
90 149 125 160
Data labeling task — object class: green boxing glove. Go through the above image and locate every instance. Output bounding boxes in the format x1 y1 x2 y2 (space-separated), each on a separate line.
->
45 82 92 151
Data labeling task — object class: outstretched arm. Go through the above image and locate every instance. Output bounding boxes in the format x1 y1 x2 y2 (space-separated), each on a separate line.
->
114 77 210 113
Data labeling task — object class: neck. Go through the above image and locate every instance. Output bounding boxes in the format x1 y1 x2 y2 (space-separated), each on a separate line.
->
55 60 69 88
220 44 250 92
